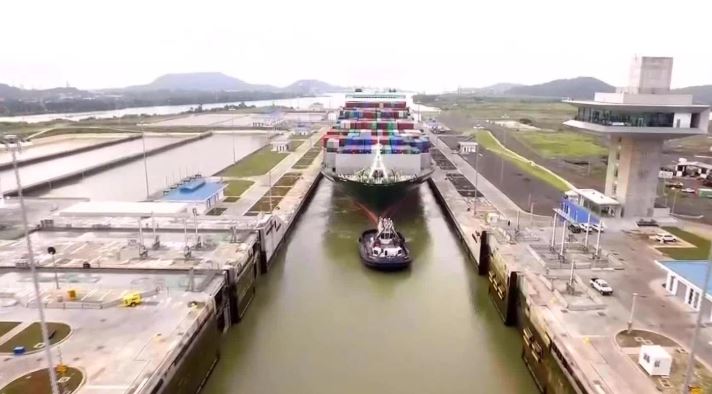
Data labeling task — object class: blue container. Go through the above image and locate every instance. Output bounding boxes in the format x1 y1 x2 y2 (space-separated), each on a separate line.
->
13 346 25 355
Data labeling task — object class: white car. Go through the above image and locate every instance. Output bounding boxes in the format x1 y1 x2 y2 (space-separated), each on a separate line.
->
590 278 613 296
655 233 677 243
682 187 696 194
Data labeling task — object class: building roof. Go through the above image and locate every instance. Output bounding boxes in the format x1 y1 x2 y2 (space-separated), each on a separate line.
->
59 201 189 217
677 161 712 170
574 188 620 206
161 180 225 202
640 345 671 360
658 260 712 295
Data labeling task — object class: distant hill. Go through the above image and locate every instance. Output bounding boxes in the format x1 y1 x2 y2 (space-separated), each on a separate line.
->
459 83 523 95
672 85 712 105
283 79 348 94
504 77 615 100
126 72 279 92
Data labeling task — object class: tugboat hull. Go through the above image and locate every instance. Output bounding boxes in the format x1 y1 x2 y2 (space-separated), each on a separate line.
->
358 229 411 271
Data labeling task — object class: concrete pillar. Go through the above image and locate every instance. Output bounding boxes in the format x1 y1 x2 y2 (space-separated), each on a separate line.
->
604 137 620 197
614 137 664 217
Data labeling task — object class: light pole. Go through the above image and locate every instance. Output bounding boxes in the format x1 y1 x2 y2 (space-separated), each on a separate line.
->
682 259 712 391
671 189 679 215
139 123 150 200
627 292 639 333
4 135 60 394
48 247 59 290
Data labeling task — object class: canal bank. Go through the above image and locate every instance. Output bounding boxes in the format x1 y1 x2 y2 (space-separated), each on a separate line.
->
203 181 538 394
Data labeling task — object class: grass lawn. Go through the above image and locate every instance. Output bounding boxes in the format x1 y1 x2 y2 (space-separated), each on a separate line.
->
429 99 576 130
514 130 607 158
658 227 710 260
475 130 572 192
0 366 83 394
224 180 254 197
0 322 71 353
0 321 20 338
219 146 289 177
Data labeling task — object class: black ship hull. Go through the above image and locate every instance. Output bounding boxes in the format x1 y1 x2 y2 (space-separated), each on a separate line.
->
358 229 411 271
322 170 432 212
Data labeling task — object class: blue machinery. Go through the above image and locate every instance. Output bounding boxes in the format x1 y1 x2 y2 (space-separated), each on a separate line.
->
551 198 603 261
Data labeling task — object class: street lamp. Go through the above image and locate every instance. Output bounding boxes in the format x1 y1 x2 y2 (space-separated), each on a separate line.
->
48 247 59 290
3 135 60 394
626 292 648 333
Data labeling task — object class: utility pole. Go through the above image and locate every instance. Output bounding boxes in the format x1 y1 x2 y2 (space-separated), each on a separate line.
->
4 136 60 394
682 259 712 391
627 292 638 334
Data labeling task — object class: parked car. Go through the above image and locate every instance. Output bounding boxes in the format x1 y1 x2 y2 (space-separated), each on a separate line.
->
637 218 659 227
682 187 696 194
568 223 582 233
655 233 677 243
665 181 684 189
580 223 604 233
590 278 613 296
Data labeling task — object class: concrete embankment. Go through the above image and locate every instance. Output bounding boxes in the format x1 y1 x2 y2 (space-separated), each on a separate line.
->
7 132 212 196
427 167 588 393
0 134 141 171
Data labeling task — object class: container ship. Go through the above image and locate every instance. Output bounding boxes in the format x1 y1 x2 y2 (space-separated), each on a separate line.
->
321 90 433 209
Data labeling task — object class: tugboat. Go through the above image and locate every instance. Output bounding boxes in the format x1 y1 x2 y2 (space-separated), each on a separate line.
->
358 217 411 271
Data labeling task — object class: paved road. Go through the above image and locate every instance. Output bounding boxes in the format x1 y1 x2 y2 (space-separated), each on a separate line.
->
583 233 712 369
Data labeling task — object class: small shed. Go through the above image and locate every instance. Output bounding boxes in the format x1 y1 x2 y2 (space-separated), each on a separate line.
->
638 345 672 376
271 138 290 153
458 141 478 154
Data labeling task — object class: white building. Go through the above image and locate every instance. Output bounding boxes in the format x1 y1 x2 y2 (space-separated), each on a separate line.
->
458 141 478 154
638 345 672 376
564 56 710 218
271 138 290 153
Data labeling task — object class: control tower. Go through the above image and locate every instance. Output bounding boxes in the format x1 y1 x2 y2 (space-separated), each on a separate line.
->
564 56 710 218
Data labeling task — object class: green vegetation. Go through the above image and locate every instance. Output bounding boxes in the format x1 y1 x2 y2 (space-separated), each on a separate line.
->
422 97 576 130
475 130 572 191
0 321 20 338
219 146 289 177
0 322 71 353
658 227 710 260
224 180 254 197
514 130 607 158
0 366 83 394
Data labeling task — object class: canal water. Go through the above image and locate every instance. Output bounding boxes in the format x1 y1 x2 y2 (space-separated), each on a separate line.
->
0 93 439 124
0 136 183 194
38 134 266 201
203 181 537 394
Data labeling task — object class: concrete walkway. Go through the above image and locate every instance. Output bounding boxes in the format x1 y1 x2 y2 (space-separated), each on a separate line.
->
428 130 545 220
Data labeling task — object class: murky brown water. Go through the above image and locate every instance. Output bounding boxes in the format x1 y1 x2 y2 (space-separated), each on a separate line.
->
203 181 537 394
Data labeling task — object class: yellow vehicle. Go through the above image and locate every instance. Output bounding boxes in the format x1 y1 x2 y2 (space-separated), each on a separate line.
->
122 292 142 307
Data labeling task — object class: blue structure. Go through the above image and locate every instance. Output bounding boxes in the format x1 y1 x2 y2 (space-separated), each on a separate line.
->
558 198 601 226
161 178 226 214
658 260 712 318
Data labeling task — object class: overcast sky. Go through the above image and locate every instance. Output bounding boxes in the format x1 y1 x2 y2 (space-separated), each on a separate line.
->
2 0 710 92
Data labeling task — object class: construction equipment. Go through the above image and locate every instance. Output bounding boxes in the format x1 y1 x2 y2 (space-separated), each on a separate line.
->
122 292 142 307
